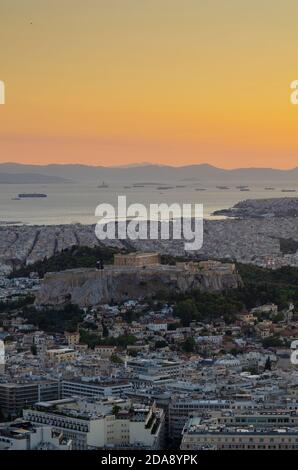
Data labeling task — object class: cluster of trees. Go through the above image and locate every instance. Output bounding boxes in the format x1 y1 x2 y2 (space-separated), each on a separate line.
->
110 353 124 364
182 336 196 352
236 264 298 310
79 329 137 349
0 295 35 313
262 335 284 348
174 294 243 326
10 245 122 278
20 303 84 333
164 263 298 326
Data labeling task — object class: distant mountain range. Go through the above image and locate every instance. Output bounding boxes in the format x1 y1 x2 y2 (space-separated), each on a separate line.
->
0 172 71 184
0 162 298 183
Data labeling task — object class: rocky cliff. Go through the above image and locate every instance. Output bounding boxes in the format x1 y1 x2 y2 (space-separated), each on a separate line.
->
35 264 242 307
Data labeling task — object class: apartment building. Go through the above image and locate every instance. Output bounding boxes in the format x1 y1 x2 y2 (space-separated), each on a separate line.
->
47 348 76 363
94 345 117 357
126 358 182 378
64 331 80 347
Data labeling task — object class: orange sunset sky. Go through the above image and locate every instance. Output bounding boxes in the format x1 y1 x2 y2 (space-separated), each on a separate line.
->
1 0 298 168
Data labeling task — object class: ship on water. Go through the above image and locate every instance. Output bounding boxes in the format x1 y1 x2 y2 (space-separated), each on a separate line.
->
97 181 109 188
18 193 47 198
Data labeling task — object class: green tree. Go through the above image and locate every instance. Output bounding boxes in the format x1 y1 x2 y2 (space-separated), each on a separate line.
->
182 336 196 353
264 356 272 371
112 405 121 415
262 335 283 348
175 299 199 326
155 340 168 349
111 353 123 364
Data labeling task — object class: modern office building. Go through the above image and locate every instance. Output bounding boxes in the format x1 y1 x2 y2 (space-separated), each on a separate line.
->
181 413 298 450
0 380 60 418
61 378 133 399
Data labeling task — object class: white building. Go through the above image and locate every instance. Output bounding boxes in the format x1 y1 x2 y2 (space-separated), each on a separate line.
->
23 398 164 450
61 378 133 399
0 420 72 450
181 414 298 450
147 322 168 333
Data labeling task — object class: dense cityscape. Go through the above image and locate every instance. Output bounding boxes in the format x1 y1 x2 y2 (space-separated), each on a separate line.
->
0 242 297 451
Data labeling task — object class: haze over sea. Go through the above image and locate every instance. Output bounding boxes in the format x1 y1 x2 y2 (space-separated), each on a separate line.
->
1 179 298 226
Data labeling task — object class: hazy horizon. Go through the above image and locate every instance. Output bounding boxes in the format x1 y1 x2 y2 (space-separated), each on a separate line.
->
2 161 298 171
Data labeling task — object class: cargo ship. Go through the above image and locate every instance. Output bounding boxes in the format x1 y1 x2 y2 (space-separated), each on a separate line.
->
18 193 47 198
